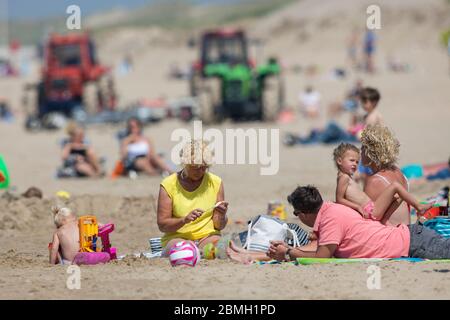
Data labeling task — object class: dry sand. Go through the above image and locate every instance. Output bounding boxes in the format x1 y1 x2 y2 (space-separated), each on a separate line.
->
1 0 450 299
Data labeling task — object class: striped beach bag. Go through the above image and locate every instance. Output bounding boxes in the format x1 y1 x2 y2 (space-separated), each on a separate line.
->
242 215 301 253
424 218 450 238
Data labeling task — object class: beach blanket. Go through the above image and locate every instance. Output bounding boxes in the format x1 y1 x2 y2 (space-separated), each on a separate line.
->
253 257 450 265
296 257 426 265
424 218 450 238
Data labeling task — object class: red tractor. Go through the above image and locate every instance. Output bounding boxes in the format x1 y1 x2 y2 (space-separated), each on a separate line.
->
24 32 116 129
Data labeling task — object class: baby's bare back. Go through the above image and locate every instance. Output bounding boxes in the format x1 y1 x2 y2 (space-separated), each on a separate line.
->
57 222 80 262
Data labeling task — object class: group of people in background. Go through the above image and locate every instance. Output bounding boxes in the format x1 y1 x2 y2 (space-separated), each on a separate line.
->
57 118 173 179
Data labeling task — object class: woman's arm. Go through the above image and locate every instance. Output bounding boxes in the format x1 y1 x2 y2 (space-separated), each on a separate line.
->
120 137 130 160
212 182 228 231
364 175 401 223
156 186 186 233
61 143 71 161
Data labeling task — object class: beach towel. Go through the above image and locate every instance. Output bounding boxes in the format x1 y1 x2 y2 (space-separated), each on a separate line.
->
424 218 450 238
254 257 429 265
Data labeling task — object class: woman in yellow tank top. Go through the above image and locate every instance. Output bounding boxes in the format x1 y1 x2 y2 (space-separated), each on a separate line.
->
157 140 229 255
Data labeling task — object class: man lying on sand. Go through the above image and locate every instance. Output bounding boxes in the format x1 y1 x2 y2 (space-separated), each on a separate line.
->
267 185 450 262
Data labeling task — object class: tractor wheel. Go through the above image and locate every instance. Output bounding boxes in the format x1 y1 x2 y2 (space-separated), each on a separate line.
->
83 82 99 114
262 75 283 122
198 77 221 124
189 71 201 97
22 85 38 116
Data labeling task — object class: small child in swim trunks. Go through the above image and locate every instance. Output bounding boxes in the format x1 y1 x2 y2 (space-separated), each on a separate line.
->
49 207 80 265
333 143 432 220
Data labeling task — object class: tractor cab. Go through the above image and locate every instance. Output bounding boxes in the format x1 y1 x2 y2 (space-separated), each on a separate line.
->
200 30 249 70
24 32 116 130
189 28 284 124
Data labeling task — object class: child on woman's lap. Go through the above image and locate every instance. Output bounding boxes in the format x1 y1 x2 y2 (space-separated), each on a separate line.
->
333 143 432 220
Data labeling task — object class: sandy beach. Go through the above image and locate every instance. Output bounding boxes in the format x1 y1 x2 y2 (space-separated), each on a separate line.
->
1 0 450 299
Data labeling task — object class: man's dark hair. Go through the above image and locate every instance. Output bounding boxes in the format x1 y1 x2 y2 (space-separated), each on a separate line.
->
287 185 323 214
360 87 380 103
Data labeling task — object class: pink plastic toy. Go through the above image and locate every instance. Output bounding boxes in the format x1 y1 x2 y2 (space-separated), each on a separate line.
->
73 252 111 265
98 223 117 260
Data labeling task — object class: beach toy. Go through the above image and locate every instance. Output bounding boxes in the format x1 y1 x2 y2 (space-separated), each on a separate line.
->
268 201 287 221
72 252 111 265
149 237 163 253
78 215 117 260
169 241 200 267
202 242 217 260
0 155 10 189
419 206 448 220
56 190 71 199
111 160 125 179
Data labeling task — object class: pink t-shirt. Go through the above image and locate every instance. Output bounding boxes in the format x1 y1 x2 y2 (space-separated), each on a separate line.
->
313 202 410 258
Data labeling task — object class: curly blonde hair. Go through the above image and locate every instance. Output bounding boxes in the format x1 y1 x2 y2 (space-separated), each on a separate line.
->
360 125 400 170
180 139 214 166
333 143 360 166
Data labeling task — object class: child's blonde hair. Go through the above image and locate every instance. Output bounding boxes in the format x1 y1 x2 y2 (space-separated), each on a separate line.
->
52 206 76 227
333 143 360 167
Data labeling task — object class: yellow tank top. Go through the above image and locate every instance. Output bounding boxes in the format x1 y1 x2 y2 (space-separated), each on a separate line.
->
160 172 222 246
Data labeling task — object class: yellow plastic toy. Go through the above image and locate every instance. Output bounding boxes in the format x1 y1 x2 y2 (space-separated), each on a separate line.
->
270 203 287 221
79 215 99 252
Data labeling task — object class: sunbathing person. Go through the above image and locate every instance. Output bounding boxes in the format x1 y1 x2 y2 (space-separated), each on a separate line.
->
121 117 173 176
333 142 432 221
157 140 228 256
268 185 450 261
60 125 102 177
402 157 450 182
361 125 412 226
285 87 383 147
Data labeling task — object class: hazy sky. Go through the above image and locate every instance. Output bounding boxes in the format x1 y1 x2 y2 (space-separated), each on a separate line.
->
2 0 234 20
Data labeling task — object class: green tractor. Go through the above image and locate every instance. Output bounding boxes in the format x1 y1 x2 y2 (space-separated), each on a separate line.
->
189 29 284 124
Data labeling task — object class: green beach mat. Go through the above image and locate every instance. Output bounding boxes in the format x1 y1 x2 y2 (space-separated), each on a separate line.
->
0 155 10 189
296 258 387 265
296 258 450 265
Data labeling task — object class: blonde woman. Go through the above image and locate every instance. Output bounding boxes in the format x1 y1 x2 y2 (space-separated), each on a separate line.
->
157 140 228 255
361 125 417 226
